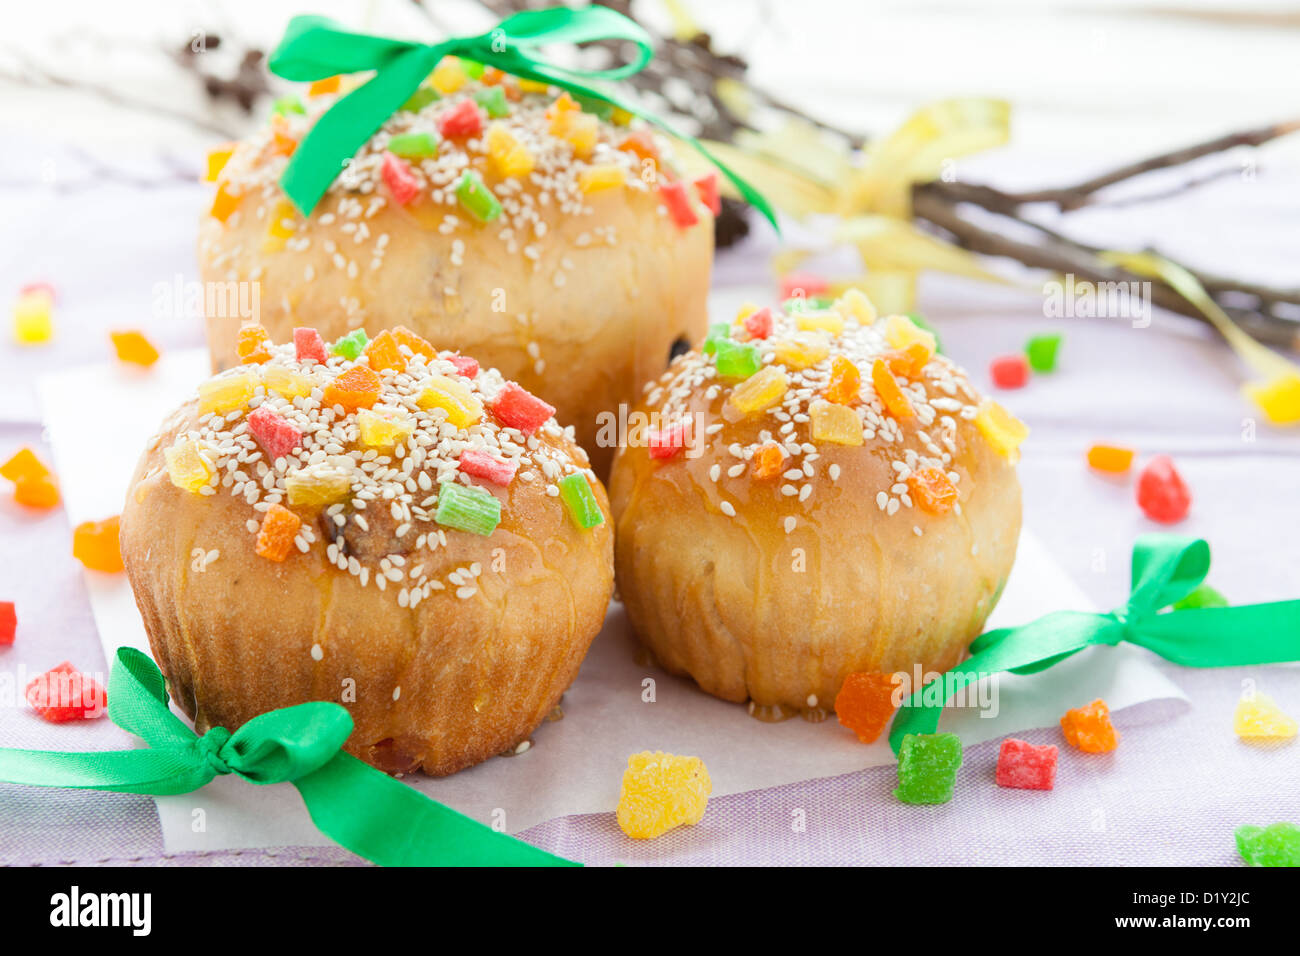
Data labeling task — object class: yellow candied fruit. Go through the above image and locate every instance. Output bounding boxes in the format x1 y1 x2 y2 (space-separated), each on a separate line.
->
417 374 483 428
809 399 864 445
883 313 937 354
262 365 313 399
1234 693 1298 739
616 751 711 840
518 77 550 94
197 372 256 415
356 407 415 448
610 106 633 126
267 199 298 240
577 164 626 194
486 124 535 178
205 144 235 183
163 438 213 494
772 332 830 370
726 365 789 417
1243 372 1300 425
796 311 845 336
734 302 759 324
284 459 354 507
551 110 598 158
431 56 467 94
975 399 1029 462
834 287 878 325
13 292 54 344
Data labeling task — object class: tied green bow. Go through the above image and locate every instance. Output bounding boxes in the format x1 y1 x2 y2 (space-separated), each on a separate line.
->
889 534 1300 753
268 6 778 226
0 648 576 867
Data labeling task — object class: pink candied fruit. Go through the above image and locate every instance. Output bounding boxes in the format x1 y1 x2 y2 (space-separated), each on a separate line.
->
779 272 828 301
26 661 106 722
445 352 480 379
248 405 303 461
995 738 1058 790
294 327 328 363
458 448 518 486
0 600 15 645
693 172 721 216
990 353 1030 389
490 382 555 435
381 152 421 205
658 180 699 228
743 306 774 340
438 99 484 139
1136 454 1191 524
647 424 685 459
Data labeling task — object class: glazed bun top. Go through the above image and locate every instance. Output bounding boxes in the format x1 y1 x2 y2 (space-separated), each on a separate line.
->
205 62 711 278
148 323 607 604
616 291 1028 537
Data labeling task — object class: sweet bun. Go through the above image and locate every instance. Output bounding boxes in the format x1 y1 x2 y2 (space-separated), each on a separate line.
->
609 294 1024 717
199 67 715 476
121 323 613 775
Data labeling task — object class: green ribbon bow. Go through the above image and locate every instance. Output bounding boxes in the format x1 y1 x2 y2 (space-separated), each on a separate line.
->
0 648 576 867
889 534 1300 753
268 6 778 227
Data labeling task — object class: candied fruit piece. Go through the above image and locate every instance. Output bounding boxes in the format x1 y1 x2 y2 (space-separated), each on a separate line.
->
618 129 659 164
435 482 500 536
0 601 14 645
490 382 554 435
255 503 301 562
285 459 353 507
392 326 435 362
210 184 241 223
110 330 160 367
550 107 597 158
458 448 518 486
486 123 535 178
455 170 502 222
773 333 830 370
323 365 382 414
236 325 272 365
1136 454 1190 524
894 733 962 804
882 342 932 380
293 327 326 364
809 399 863 446
330 329 368 361
742 306 773 340
907 466 958 514
363 329 405 372
13 289 54 344
1233 692 1297 739
658 180 698 228
431 56 467 94
308 75 340 96
835 671 901 744
248 406 303 461
1236 822 1300 867
796 311 845 336
438 99 484 139
387 131 439 159
694 172 721 216
0 447 50 484
262 365 312 399
473 85 509 118
995 738 1058 790
975 399 1028 462
727 366 789 416
1244 372 1300 425
779 272 829 302
713 340 761 380
702 322 732 356
752 441 785 479
870 359 914 419
164 438 213 493
647 424 685 460
558 473 603 530
401 86 440 113
616 751 711 840
990 353 1030 389
444 352 479 379
1025 332 1062 373
1087 443 1135 474
381 152 421 206
1060 698 1119 753
14 476 59 509
883 313 935 354
198 373 256 414
73 517 123 573
835 288 878 325
356 407 414 449
205 143 235 182
419 374 484 429
578 164 626 194
26 662 107 722
825 356 861 405
266 198 298 243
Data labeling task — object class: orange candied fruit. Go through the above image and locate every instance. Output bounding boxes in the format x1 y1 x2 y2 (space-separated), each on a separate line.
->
752 441 785 479
835 671 902 744
14 475 60 509
362 329 405 372
236 324 272 364
907 466 958 515
73 516 123 573
882 342 932 380
210 184 241 223
1087 444 1135 474
871 358 914 419
618 129 660 165
1060 698 1120 753
307 75 341 96
825 356 861 405
322 365 382 413
110 330 160 367
255 503 301 563
269 115 299 157
1 447 51 484
392 325 435 361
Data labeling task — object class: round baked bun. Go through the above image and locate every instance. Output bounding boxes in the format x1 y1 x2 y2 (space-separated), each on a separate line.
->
121 322 613 776
609 293 1023 717
199 67 715 477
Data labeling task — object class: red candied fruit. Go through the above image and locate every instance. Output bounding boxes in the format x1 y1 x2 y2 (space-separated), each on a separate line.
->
742 307 774 340
995 738 1058 790
438 99 484 139
381 152 421 205
26 662 107 722
835 671 902 744
693 172 721 216
647 424 685 460
293 327 328 363
0 601 15 645
247 406 303 461
779 272 828 302
1136 454 1190 523
490 382 555 435
657 180 698 229
990 353 1030 389
458 448 518 486
444 352 479 379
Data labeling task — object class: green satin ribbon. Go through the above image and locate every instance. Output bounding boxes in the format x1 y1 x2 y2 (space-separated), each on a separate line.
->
889 534 1300 753
0 647 576 867
268 6 778 227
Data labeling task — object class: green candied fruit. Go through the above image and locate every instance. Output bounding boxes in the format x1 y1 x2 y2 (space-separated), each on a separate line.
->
894 732 963 805
1025 332 1063 373
272 95 305 117
557 473 604 530
1172 584 1228 611
473 86 510 119
401 86 440 113
459 58 485 79
713 340 761 380
782 295 834 314
701 322 731 356
330 330 368 361
1235 822 1300 867
455 171 502 223
387 131 439 159
435 482 501 536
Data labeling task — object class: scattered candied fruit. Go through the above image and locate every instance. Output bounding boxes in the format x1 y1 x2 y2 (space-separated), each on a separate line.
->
419 374 484 429
13 289 54 344
14 476 59 509
882 342 932 380
779 272 829 302
198 372 256 415
1244 372 1300 425
883 313 935 354
486 123 535 178
772 332 829 370
578 164 625 194
809 399 863 446
490 382 554 435
285 460 353 507
824 356 861 405
727 366 789 417
647 424 685 460
1136 454 1190 524
248 406 303 461
894 733 962 804
1233 692 1297 739
1236 822 1300 867
73 516 123 573
616 751 711 840
164 438 213 494
293 327 327 364
323 365 382 414
871 358 914 419
255 503 301 562
658 180 698 228
990 353 1030 389
392 326 435 361
1 447 50 484
752 441 785 479
307 75 341 96
1025 332 1062 373
995 738 1058 790
235 324 272 365
796 311 845 336
1060 698 1119 753
381 152 421 206
362 329 405 372
1087 443 1135 474
110 330 160 366
907 466 958 514
26 661 107 722
0 601 14 645
262 365 312 399
835 288 877 325
742 306 774 340
835 672 902 744
356 408 415 449
974 399 1028 462
205 143 235 182
694 172 721 216
457 448 518 486
210 184 241 223
438 99 485 140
